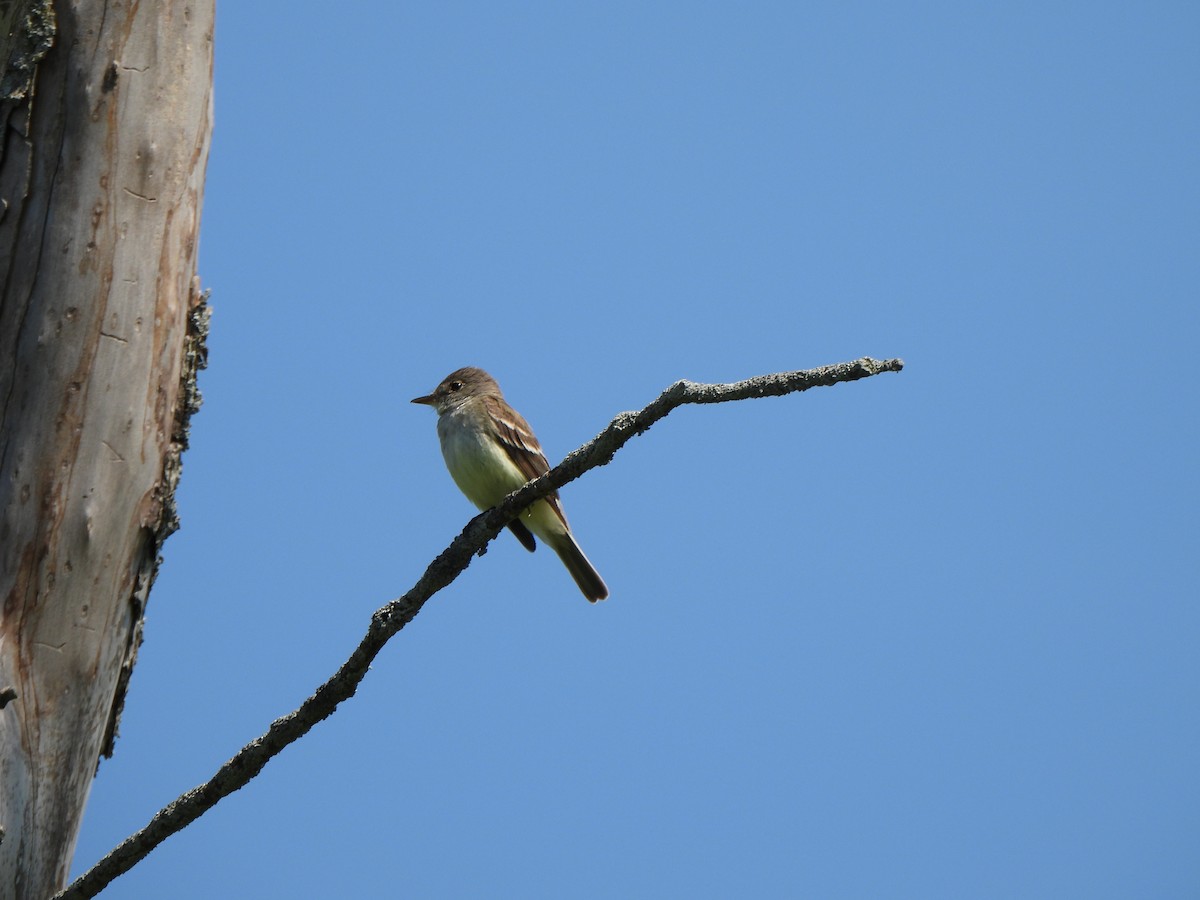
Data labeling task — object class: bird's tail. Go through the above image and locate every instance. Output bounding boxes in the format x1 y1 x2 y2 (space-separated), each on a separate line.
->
550 532 609 602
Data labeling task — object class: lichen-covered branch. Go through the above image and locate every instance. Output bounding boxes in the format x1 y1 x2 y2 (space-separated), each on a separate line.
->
56 356 903 900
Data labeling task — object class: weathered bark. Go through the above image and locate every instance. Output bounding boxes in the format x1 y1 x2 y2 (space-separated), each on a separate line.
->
0 1 213 896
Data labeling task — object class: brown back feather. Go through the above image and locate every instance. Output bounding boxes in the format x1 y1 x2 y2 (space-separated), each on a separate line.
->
483 394 570 531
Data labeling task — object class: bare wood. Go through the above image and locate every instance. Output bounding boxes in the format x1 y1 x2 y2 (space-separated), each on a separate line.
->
0 2 213 896
58 357 903 900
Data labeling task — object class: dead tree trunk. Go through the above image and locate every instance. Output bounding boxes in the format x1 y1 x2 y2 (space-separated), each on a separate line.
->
0 1 213 895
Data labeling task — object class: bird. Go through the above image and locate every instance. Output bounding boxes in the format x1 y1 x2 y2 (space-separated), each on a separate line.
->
411 367 609 602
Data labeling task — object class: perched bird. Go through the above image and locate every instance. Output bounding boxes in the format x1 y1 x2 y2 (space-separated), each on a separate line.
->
412 367 609 602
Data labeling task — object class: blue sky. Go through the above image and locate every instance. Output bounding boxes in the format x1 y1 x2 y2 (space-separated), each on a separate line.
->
70 3 1198 897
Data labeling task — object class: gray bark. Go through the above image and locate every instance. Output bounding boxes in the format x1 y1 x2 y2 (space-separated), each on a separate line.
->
0 1 213 895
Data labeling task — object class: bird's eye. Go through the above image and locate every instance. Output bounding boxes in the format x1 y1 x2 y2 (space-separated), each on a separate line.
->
449 381 463 392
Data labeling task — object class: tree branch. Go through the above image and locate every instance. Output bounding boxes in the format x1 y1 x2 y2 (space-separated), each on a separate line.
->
56 356 903 900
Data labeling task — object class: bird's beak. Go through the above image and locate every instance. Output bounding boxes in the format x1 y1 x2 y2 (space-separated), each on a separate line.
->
411 393 436 405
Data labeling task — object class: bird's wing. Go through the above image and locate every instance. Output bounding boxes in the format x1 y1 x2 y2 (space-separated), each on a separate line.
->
485 395 570 531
